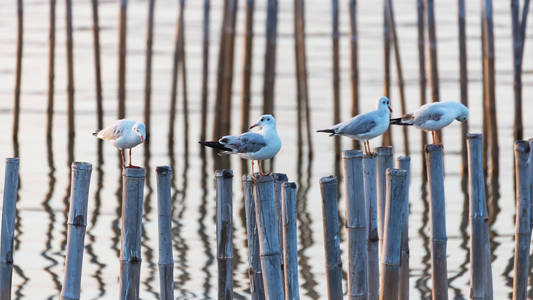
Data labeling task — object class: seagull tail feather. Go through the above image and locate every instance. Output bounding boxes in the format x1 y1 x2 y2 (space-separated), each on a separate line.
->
389 118 412 126
199 141 232 152
317 129 336 136
92 130 100 137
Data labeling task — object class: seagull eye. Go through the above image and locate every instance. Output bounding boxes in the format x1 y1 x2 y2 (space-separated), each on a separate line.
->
261 118 264 122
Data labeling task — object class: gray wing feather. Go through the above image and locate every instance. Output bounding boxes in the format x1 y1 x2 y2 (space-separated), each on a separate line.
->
337 116 376 135
413 108 443 126
220 132 267 153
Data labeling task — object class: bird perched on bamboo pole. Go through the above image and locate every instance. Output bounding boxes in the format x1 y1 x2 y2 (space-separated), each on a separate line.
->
200 114 282 176
93 119 146 168
317 96 392 154
390 101 469 145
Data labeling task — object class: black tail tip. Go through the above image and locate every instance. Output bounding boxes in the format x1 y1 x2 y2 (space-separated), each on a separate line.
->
317 129 335 134
92 130 99 136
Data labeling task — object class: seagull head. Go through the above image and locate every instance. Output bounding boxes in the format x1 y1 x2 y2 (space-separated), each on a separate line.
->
378 96 392 113
249 114 276 130
455 103 469 123
133 122 146 143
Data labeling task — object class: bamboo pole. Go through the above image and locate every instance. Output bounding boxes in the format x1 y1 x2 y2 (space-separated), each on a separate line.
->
60 162 93 300
319 176 343 300
241 0 255 136
117 0 127 118
263 0 279 115
216 170 233 299
243 175 265 300
200 0 210 141
396 156 410 300
376 146 393 252
282 182 299 300
65 0 75 139
331 0 342 172
91 0 103 131
143 0 156 144
381 0 392 147
363 153 379 300
47 0 56 138
0 158 20 299
348 0 360 149
180 8 189 159
458 0 468 176
169 0 185 142
426 0 439 102
273 173 288 258
512 141 530 300
119 167 145 300
342 150 368 300
12 0 23 142
424 144 448 300
156 166 174 300
254 175 284 300
379 169 408 300
417 0 428 173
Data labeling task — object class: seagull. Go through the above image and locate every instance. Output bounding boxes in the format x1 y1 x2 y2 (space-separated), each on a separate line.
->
317 96 392 154
93 119 146 168
389 101 469 145
199 114 282 176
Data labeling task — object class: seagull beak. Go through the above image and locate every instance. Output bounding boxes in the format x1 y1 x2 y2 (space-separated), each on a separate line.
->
140 135 144 143
249 123 258 129
388 105 393 113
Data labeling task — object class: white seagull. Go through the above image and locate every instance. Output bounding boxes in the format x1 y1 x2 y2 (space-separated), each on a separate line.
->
93 119 146 168
390 101 469 145
199 114 282 176
317 96 392 154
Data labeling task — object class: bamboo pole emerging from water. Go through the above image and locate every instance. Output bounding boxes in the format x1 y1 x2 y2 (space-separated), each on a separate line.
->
254 175 284 300
156 166 174 300
282 182 299 300
331 0 341 171
342 150 368 300
47 0 56 138
0 158 20 300
396 156 410 300
376 146 393 252
12 0 23 142
417 0 428 173
363 153 379 300
117 0 127 118
381 0 392 147
143 0 156 144
60 162 92 300
426 0 439 102
379 169 408 300
458 0 468 176
424 144 448 300
263 0 279 115
319 176 343 300
65 0 75 139
119 167 145 300
91 0 104 131
273 173 288 259
200 0 210 141
241 0 255 166
243 175 265 300
512 141 530 300
169 0 185 142
348 0 360 149
216 170 233 299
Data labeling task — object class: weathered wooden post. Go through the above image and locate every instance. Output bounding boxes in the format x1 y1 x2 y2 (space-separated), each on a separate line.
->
60 162 92 300
363 153 379 300
243 175 265 300
254 175 284 300
119 167 145 300
396 156 410 300
379 169 408 300
512 141 530 300
273 173 288 257
216 170 233 299
319 176 343 300
156 166 174 300
376 146 393 252
342 150 367 299
0 158 19 300
424 144 448 300
281 182 299 300
466 134 493 298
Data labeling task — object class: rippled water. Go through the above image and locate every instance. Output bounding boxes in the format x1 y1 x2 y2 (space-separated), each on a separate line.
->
0 0 532 299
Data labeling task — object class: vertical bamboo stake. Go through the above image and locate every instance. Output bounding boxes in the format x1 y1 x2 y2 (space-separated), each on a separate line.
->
376 146 393 252
216 170 233 299
144 0 156 144
65 0 75 139
200 0 210 141
512 141 530 300
60 162 92 300
319 176 343 300
458 0 468 176
179 5 189 159
348 0 360 149
254 175 284 300
381 0 392 147
282 182 299 300
0 158 20 299
117 0 127 119
424 144 448 300
263 0 279 115
331 0 341 172
243 175 265 300
12 0 23 141
156 166 174 300
91 0 104 131
342 150 368 299
119 167 145 300
363 153 379 300
241 0 255 136
426 0 439 102
396 156 410 300
273 173 288 257
379 169 408 300
169 0 185 142
47 0 56 138
417 0 428 172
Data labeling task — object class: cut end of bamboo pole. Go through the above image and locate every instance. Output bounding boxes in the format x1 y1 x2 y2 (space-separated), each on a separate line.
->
514 140 530 154
5 158 19 165
342 149 363 159
156 165 172 175
254 174 273 183
215 169 234 178
376 146 393 156
71 161 92 171
397 156 410 163
282 182 297 189
320 175 337 185
123 167 146 178
273 173 288 182
424 144 443 153
467 133 482 140
363 152 377 159
242 174 253 182
386 168 407 178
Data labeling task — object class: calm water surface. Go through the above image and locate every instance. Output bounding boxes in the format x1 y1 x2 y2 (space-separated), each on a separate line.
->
0 0 532 299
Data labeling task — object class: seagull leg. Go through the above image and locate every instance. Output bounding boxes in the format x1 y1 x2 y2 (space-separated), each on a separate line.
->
258 161 265 176
365 141 370 154
121 150 125 169
251 160 257 180
129 149 133 168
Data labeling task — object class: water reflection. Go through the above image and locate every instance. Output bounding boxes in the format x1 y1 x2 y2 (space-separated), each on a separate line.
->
198 147 213 299
414 178 431 298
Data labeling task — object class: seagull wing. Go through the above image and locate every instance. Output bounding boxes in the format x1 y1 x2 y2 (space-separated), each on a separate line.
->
95 119 135 140
337 113 377 136
412 106 446 126
219 132 267 153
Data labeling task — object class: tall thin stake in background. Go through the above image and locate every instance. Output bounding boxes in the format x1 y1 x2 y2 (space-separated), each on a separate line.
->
47 0 56 139
331 0 341 177
381 0 392 146
118 0 127 119
65 0 75 141
458 0 468 176
169 0 186 144
199 0 210 141
91 0 104 132
417 0 428 173
144 0 156 144
241 0 255 173
348 0 360 150
12 0 23 145
180 9 190 159
263 0 278 115
426 0 441 140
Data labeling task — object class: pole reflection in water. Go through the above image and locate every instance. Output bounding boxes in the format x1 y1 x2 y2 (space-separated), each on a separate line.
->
198 147 213 299
415 178 431 298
